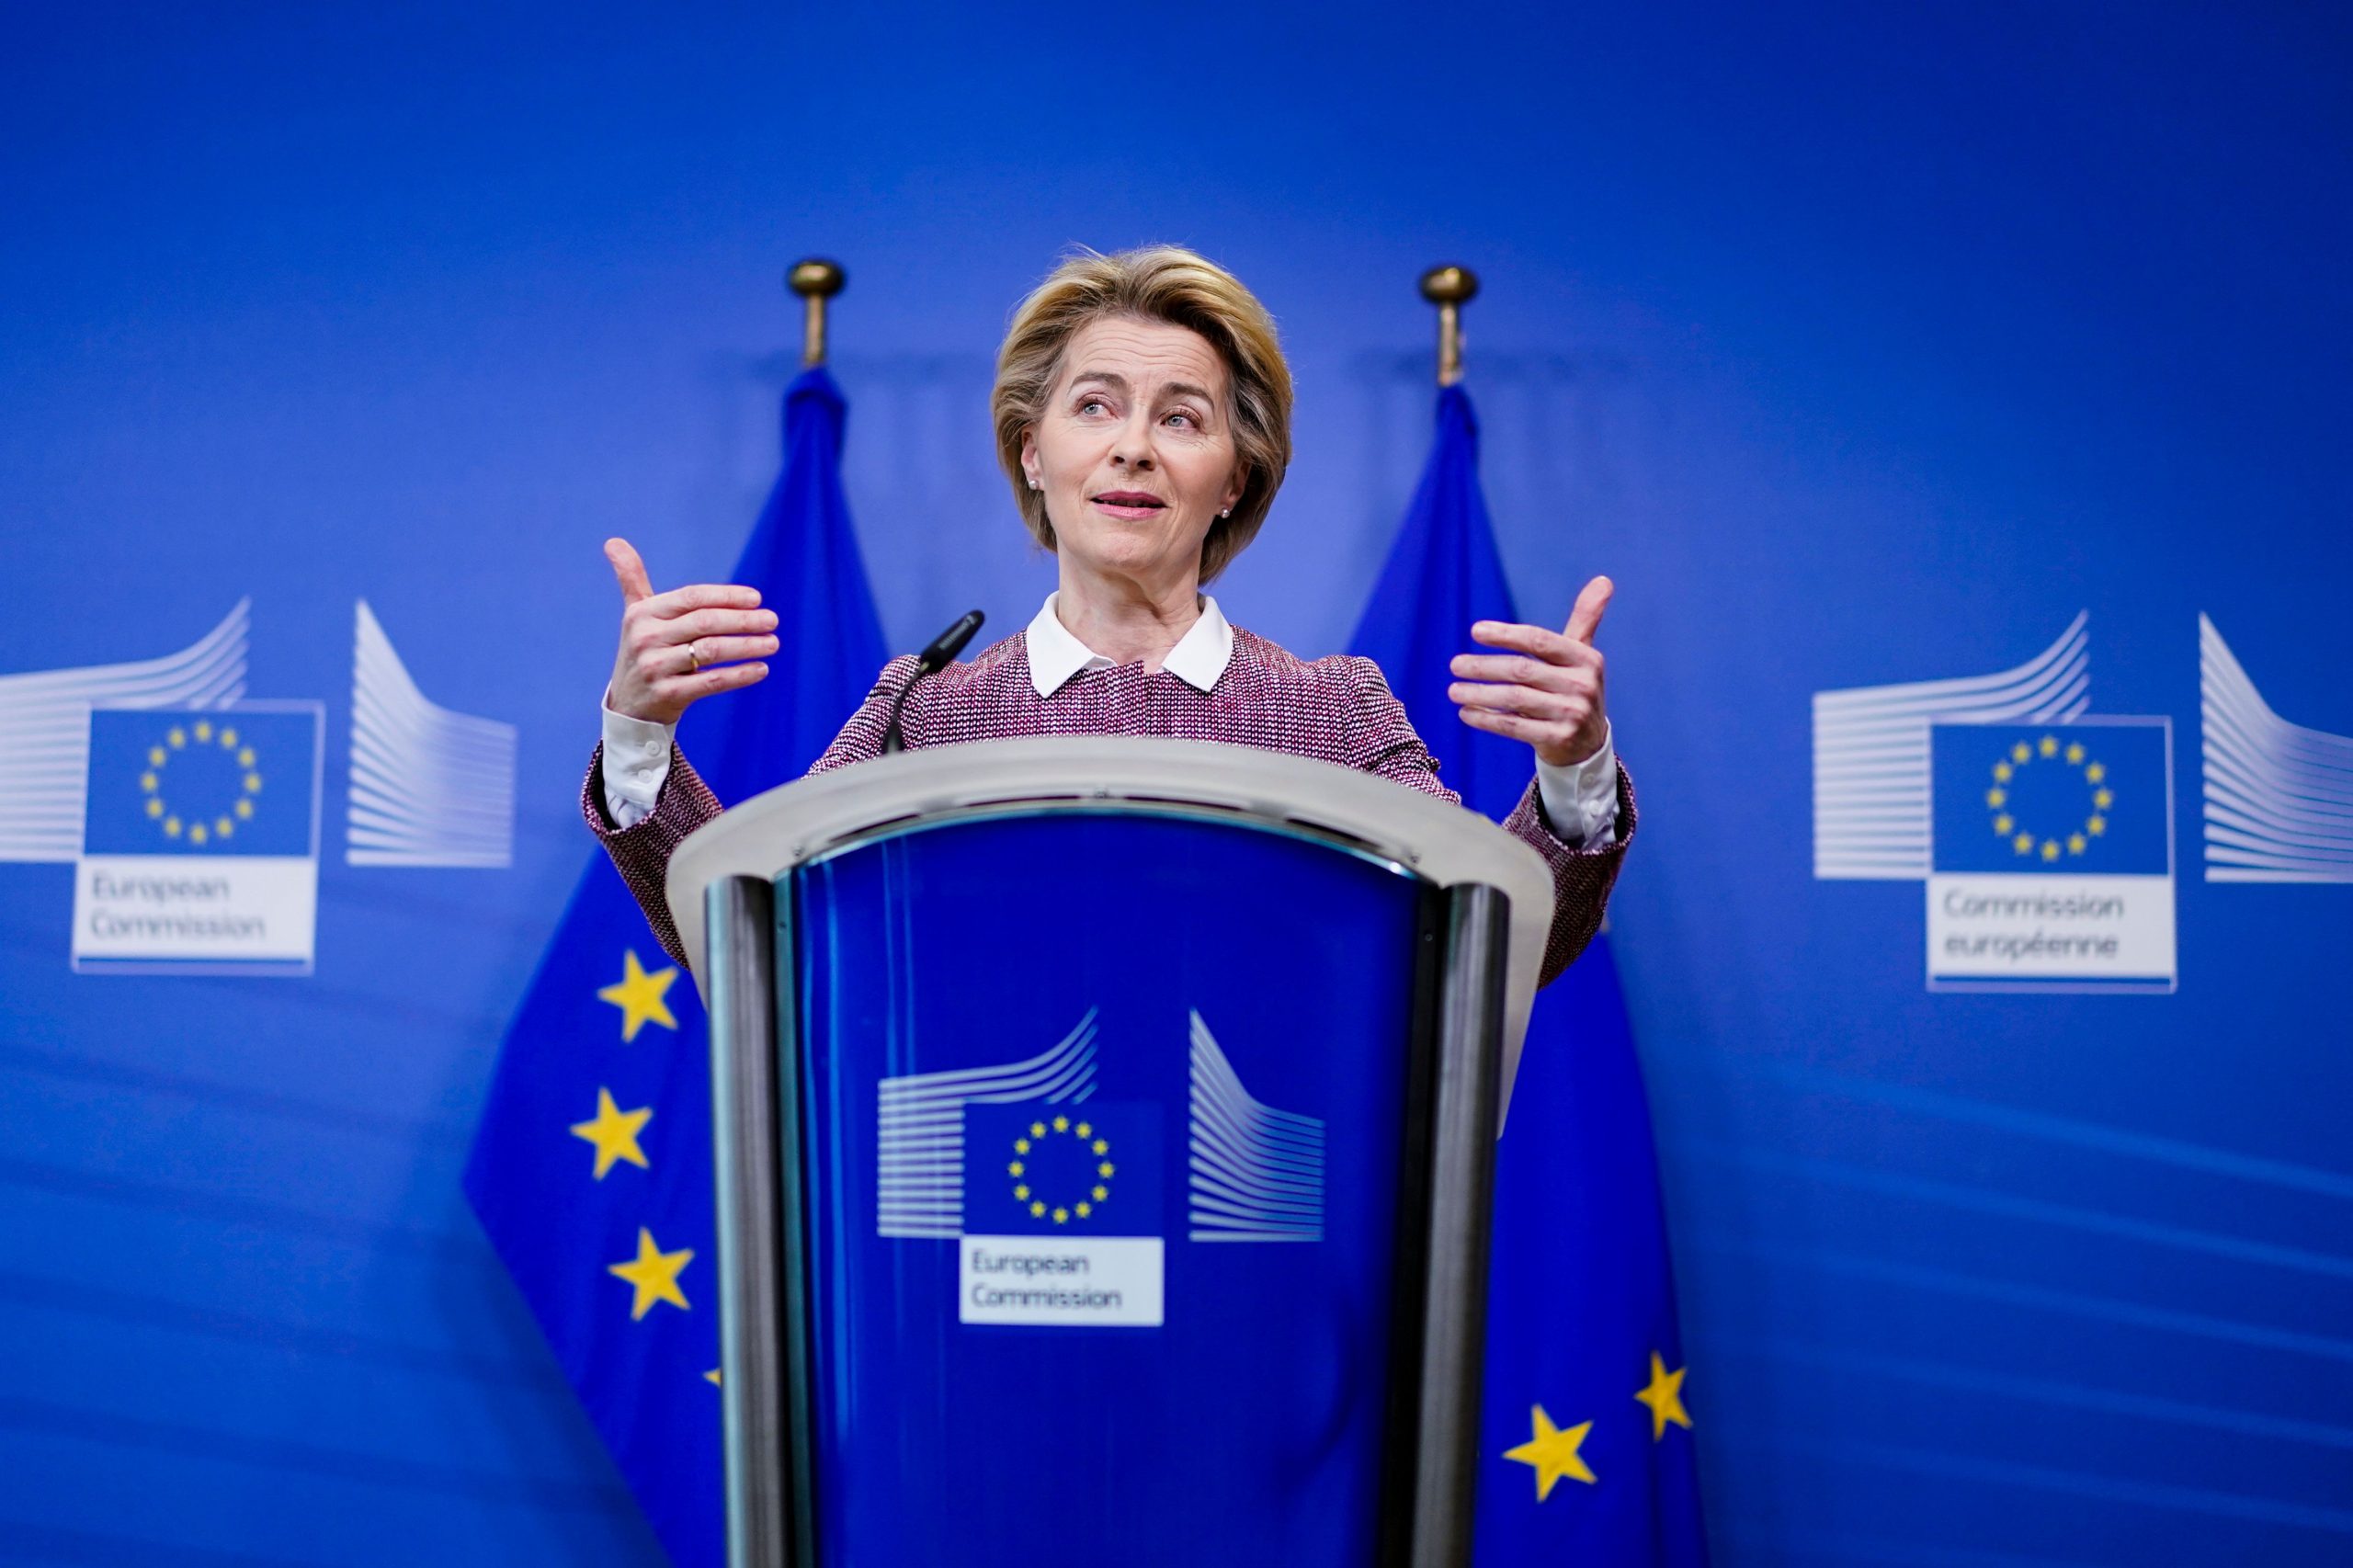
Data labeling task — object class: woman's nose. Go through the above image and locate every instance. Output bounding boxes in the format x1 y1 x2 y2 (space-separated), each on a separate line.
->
1110 414 1156 469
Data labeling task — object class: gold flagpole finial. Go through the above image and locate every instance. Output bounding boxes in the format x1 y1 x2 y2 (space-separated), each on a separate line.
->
787 258 847 368
1418 265 1480 387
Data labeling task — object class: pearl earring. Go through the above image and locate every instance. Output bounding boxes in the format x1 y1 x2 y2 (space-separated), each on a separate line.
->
1220 507 1232 517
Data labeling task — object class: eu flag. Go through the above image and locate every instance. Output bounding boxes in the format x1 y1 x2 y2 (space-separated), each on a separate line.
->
962 1101 1165 1237
1929 722 2171 875
1349 383 1707 1563
84 708 318 859
464 367 889 1566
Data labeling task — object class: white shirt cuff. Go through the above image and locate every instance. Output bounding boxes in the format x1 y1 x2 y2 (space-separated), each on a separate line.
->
601 696 676 830
1532 721 1620 849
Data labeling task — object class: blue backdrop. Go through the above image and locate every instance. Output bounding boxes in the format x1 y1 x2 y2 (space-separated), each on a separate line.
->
3 3 2348 1563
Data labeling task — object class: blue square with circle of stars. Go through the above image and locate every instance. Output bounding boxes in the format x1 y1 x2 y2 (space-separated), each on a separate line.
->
82 706 318 858
1930 721 2169 875
962 1101 1164 1238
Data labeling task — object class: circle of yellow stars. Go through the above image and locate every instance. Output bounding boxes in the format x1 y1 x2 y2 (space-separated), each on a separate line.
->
1008 1114 1114 1226
1985 733 2111 864
1503 1352 1690 1501
141 720 262 846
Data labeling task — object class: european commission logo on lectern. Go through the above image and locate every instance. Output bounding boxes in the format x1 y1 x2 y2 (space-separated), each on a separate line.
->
960 1099 1166 1326
876 1008 1324 1330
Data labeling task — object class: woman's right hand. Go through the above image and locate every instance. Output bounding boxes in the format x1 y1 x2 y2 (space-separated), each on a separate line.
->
604 537 779 726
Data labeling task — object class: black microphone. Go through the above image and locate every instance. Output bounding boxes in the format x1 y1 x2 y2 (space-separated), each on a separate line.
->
880 609 984 755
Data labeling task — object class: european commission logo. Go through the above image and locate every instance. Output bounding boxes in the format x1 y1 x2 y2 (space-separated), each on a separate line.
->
1926 720 2174 993
1813 615 2178 994
961 1100 1166 1328
74 704 324 974
0 597 518 974
878 1009 1323 1331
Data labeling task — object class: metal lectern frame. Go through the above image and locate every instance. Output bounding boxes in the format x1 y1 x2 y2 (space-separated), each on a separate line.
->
668 738 1554 1568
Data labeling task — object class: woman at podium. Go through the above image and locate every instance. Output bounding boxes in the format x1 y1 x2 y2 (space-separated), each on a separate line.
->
585 245 1633 977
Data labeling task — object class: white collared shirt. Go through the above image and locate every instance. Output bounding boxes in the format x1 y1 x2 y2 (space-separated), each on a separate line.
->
1022 591 1233 697
601 594 1620 845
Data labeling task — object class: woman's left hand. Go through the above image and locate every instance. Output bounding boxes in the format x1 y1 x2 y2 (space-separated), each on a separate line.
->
1447 575 1613 767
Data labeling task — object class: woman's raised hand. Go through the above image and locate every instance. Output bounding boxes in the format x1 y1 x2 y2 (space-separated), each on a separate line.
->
604 537 779 725
1446 575 1613 768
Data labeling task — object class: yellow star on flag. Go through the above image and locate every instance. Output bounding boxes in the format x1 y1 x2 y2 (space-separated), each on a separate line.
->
570 1087 653 1179
597 949 679 1042
1503 1404 1597 1500
1635 1352 1692 1440
705 1368 722 1386
608 1227 693 1320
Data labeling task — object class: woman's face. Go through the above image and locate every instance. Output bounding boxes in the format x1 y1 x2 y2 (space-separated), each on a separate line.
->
1021 315 1245 592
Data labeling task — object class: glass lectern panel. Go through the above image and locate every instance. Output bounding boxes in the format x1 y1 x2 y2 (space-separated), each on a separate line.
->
790 808 1427 1566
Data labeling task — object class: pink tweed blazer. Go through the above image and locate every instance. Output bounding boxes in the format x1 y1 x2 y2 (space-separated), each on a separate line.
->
584 627 1634 982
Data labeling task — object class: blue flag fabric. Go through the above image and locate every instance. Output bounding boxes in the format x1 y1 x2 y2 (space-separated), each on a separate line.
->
1349 384 1707 1563
464 368 888 1567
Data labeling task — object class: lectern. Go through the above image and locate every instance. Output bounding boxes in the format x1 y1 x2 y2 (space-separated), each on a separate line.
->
665 738 1552 1568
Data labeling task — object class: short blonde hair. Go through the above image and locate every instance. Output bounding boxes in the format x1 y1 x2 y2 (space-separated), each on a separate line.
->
993 245 1294 585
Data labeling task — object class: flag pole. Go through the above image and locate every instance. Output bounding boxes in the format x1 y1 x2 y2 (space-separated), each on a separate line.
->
1418 264 1479 386
787 258 846 368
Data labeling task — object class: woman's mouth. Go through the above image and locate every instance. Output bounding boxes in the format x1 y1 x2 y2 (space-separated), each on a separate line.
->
1090 491 1167 520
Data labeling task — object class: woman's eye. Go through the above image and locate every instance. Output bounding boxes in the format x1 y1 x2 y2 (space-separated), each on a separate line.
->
1165 411 1196 429
1078 398 1108 416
